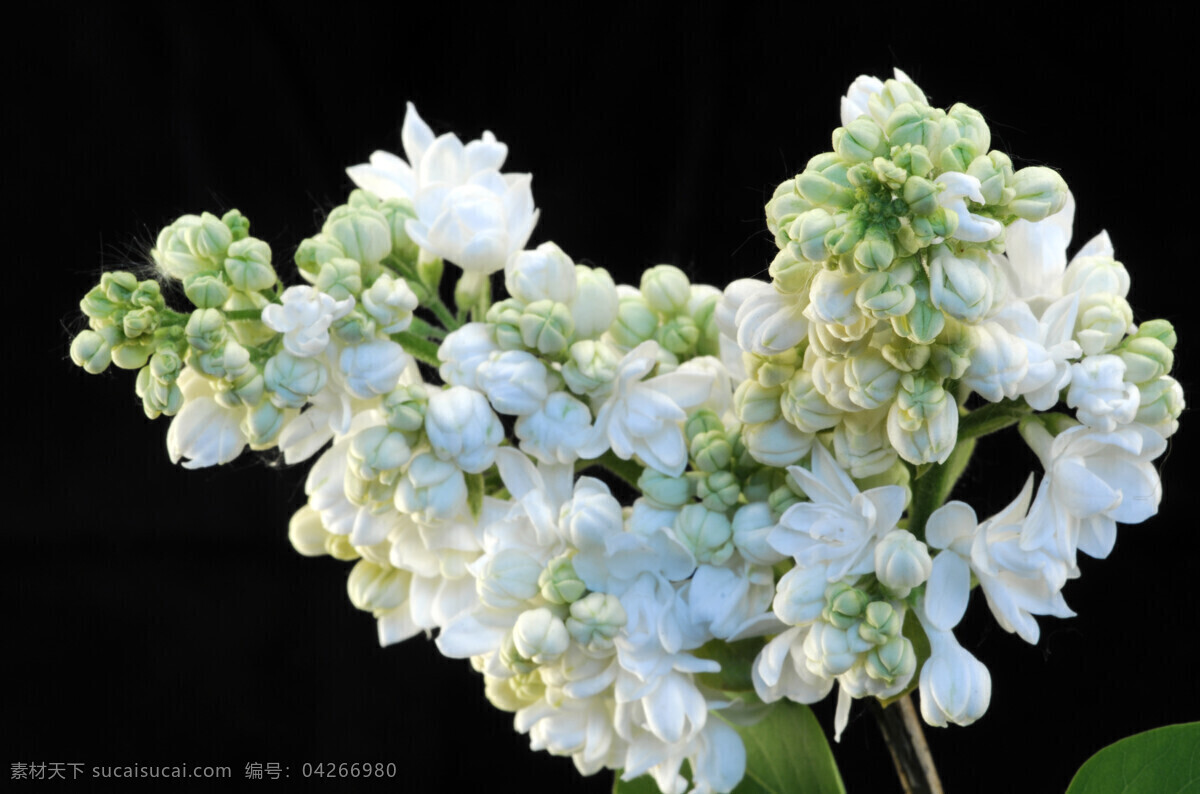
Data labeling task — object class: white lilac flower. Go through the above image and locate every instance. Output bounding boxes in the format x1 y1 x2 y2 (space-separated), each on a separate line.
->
514 392 595 464
261 285 354 358
360 273 419 333
506 242 577 304
438 322 500 389
394 451 470 525
476 350 556 416
769 443 907 579
874 530 932 596
925 479 1074 643
580 341 715 476
917 621 992 728
733 282 810 356
935 173 1003 244
338 339 408 399
1021 420 1165 567
346 102 507 202
424 386 504 473
1066 355 1139 431
166 369 248 468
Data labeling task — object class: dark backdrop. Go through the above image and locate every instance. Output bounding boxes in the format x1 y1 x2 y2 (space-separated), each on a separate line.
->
17 5 1197 792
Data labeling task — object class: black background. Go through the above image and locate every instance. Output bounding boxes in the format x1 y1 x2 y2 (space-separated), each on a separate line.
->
16 5 1198 792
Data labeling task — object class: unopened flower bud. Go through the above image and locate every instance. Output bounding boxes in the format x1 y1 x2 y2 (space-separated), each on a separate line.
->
1075 293 1134 356
731 502 785 566
376 198 420 263
348 559 410 613
322 205 391 266
772 564 827 625
222 208 250 240
823 582 869 629
288 505 329 557
425 386 503 473
656 315 699 355
833 118 888 163
183 273 231 309
641 265 692 315
478 549 542 609
734 380 782 424
697 470 741 512
566 592 627 652
966 151 1014 206
512 608 570 664
499 632 539 674
243 400 284 446
675 504 734 565
789 209 837 263
538 554 587 605
858 601 903 645
874 530 932 596
294 234 346 280
316 257 363 302
1136 376 1185 438
383 384 428 433
70 329 115 374
507 242 577 304
638 469 693 509
1004 166 1068 221
519 299 574 356
265 352 327 408
691 430 733 473
121 306 158 339
572 265 619 339
929 246 993 324
350 426 413 478
361 273 419 334
609 294 659 349
224 237 276 292
153 212 233 280
867 635 916 685
804 621 870 677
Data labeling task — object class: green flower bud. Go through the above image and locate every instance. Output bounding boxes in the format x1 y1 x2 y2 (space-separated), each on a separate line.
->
313 257 362 302
1135 375 1185 437
697 470 740 512
348 560 410 613
288 505 329 557
70 328 116 374
485 672 545 713
685 409 724 442
824 216 866 256
674 503 734 565
265 352 327 408
770 249 815 296
767 484 801 515
383 383 428 434
902 176 939 216
111 337 155 370
347 189 380 210
294 234 346 279
519 300 573 356
740 467 776 504
1120 336 1174 384
329 308 376 345
609 294 659 349
224 237 276 293
221 208 250 240
872 156 908 191
885 102 939 150
857 268 917 320
376 198 420 264
80 285 120 323
130 279 164 310
486 298 525 350
121 306 158 339
183 272 231 308
869 77 928 122
766 178 813 245
833 118 888 163
641 265 691 315
639 468 694 509
880 334 932 373
656 315 699 355
322 205 391 266
890 143 933 178
349 426 413 479
566 592 626 652
538 554 587 605
858 601 903 645
754 350 800 388
822 582 869 629
734 380 782 425
149 348 183 383
152 212 233 280
242 400 284 446
890 280 945 345
691 430 733 473
779 370 841 433
1076 293 1134 356
1133 319 1177 350
1005 166 1069 221
796 153 854 209
866 635 916 685
929 318 972 380
185 308 226 352
561 339 620 395
967 151 1015 206
135 364 183 418
854 225 896 272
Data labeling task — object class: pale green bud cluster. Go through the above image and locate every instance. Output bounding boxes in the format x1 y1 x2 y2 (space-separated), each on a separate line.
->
606 265 720 360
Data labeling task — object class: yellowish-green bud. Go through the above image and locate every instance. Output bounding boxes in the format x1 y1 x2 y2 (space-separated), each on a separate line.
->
854 225 896 272
349 426 413 478
771 249 817 294
377 198 420 264
823 582 868 630
691 430 733 473
967 151 1015 206
885 102 939 150
610 294 659 349
1133 319 1176 350
1005 166 1069 221
638 469 693 509
858 601 903 645
221 208 250 241
890 143 933 178
697 470 740 511
674 504 734 565
766 178 812 245
519 300 574 357
70 328 115 374
316 257 363 301
656 315 699 355
685 409 724 442
121 306 158 339
641 265 691 315
866 635 916 685
324 533 360 561
902 176 939 216
566 592 627 652
1076 293 1134 356
538 554 587 605
348 560 410 613
152 212 233 280
1120 336 1174 384
1136 375 1185 437
322 206 391 266
833 118 888 163
111 337 155 370
872 156 908 191
288 505 329 557
383 384 428 433
561 339 620 395
734 380 782 424
183 272 231 309
185 308 226 352
224 237 276 293
294 234 346 279
486 298 525 350
796 153 854 209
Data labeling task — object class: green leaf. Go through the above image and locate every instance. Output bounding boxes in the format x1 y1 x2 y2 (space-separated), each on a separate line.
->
694 637 764 694
1066 722 1200 794
613 772 671 794
723 700 845 794
391 330 441 367
906 436 974 541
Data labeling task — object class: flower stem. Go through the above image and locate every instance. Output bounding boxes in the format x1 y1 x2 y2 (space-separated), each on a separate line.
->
868 695 944 794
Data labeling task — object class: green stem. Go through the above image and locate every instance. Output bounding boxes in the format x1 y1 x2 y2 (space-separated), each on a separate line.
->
907 437 975 542
408 316 446 340
425 295 461 332
956 400 1031 441
391 331 441 367
224 309 264 322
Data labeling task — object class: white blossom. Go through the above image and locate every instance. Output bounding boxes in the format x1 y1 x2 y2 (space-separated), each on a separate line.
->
424 386 504 473
261 286 354 358
1067 355 1139 431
